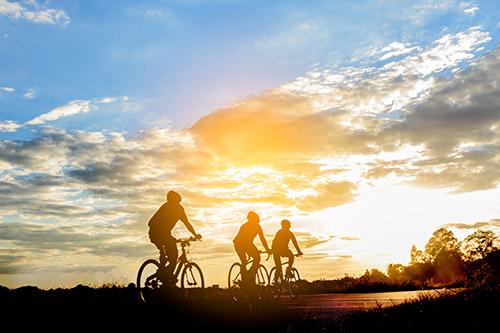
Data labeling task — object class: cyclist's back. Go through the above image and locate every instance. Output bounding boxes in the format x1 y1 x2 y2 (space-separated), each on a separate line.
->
149 201 187 242
272 228 294 252
233 221 261 245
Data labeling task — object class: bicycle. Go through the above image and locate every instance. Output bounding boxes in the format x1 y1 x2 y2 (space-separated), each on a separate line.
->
268 254 301 299
137 236 204 303
228 251 270 300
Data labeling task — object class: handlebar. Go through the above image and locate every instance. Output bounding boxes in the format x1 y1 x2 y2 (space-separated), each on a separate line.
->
176 236 201 244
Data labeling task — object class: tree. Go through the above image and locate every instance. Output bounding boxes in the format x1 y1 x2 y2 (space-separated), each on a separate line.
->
387 263 406 284
424 228 461 261
410 245 427 264
369 269 388 283
433 249 465 284
461 230 498 261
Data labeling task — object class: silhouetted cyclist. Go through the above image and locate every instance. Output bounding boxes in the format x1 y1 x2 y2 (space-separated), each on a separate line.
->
148 191 201 284
272 219 303 283
233 211 271 286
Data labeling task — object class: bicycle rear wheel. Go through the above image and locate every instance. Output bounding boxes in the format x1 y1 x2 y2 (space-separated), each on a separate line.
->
256 264 269 286
268 267 283 298
136 259 162 303
181 262 205 289
228 262 242 289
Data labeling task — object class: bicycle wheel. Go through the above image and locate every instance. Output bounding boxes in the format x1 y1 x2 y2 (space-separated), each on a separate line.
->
228 262 242 289
181 262 205 289
256 264 269 286
137 259 162 303
268 267 283 299
287 268 301 299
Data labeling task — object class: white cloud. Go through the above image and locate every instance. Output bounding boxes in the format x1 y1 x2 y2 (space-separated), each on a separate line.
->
0 86 14 92
378 42 421 61
0 0 70 27
0 120 21 132
22 88 35 99
280 27 491 115
23 96 129 126
26 100 95 125
460 2 480 16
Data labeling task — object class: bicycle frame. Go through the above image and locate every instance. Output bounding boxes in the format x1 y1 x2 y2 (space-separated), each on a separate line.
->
271 253 301 282
171 241 190 279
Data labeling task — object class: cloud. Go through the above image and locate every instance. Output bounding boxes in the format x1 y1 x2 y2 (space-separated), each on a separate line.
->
0 0 70 26
190 93 376 165
379 47 500 191
297 181 356 212
18 96 128 127
0 250 25 274
378 42 421 61
26 100 95 125
443 219 500 230
0 86 14 92
22 88 35 99
0 120 21 132
460 2 479 16
340 236 361 241
281 27 491 116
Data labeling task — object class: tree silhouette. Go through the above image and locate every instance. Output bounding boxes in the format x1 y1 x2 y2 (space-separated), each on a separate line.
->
387 263 406 284
461 230 498 261
410 245 427 264
424 228 461 261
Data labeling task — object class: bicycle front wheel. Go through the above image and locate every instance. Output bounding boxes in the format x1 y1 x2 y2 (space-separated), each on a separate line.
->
136 259 162 303
181 262 204 289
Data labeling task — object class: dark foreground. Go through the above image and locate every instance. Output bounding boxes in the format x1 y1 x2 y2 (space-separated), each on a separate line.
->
0 285 498 332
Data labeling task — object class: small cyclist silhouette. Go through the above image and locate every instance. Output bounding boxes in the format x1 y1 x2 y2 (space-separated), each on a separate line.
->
271 219 303 283
232 211 272 288
147 191 202 285
269 219 303 299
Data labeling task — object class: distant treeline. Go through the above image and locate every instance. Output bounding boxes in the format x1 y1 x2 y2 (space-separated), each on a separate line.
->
300 228 499 293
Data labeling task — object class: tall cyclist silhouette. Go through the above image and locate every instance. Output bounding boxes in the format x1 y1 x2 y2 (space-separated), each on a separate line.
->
148 191 202 284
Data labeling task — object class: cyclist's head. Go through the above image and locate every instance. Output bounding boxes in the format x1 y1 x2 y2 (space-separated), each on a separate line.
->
281 219 291 229
247 211 260 223
166 190 182 204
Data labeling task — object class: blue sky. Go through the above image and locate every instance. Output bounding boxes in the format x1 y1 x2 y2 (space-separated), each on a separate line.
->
1 0 499 138
1 1 500 288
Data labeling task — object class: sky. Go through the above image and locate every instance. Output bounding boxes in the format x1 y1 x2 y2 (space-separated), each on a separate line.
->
1 0 499 288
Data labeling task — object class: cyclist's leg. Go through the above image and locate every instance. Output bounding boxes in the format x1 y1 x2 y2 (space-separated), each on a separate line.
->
247 243 260 285
234 242 248 282
285 249 294 276
272 248 283 283
164 235 178 284
153 241 167 266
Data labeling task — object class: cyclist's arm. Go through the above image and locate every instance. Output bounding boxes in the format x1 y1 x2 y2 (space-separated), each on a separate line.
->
291 233 302 254
257 225 271 252
180 208 199 237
